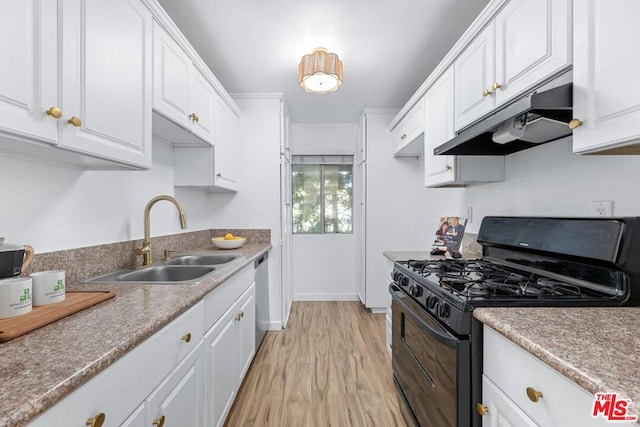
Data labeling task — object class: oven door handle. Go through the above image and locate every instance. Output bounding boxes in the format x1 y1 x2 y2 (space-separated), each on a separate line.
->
390 286 459 349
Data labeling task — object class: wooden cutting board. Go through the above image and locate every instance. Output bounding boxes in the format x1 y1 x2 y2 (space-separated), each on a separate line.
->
0 291 116 343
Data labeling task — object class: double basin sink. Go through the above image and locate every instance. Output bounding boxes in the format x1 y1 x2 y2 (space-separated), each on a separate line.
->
84 254 240 284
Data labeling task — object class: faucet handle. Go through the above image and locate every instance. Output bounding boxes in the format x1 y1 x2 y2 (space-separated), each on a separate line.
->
135 242 151 256
163 249 179 260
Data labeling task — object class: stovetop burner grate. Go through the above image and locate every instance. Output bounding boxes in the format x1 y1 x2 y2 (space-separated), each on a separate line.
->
403 258 584 300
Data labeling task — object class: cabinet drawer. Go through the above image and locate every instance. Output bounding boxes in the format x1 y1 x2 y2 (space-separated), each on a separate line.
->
30 302 204 427
204 264 254 331
483 326 635 427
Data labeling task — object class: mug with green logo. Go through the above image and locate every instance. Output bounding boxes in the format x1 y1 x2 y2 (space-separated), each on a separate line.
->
0 277 32 318
31 270 65 306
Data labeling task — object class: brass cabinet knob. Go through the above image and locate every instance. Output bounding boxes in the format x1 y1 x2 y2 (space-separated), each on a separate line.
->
86 413 106 427
526 386 543 403
445 165 452 171
194 114 199 123
189 113 199 123
68 116 82 127
46 107 62 119
476 403 489 416
400 133 407 140
483 89 492 97
568 118 583 130
181 332 191 343
153 415 166 427
492 82 502 91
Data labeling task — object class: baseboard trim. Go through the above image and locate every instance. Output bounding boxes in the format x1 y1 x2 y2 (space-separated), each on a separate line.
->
293 293 360 301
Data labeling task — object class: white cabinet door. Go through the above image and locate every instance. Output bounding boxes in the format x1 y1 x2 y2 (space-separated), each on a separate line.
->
212 94 240 191
189 67 215 143
204 283 256 427
153 21 191 130
205 311 236 427
392 99 424 156
236 285 256 384
0 0 58 144
425 67 456 186
494 0 571 105
480 375 537 427
148 342 204 427
455 23 496 130
573 0 640 154
59 0 152 169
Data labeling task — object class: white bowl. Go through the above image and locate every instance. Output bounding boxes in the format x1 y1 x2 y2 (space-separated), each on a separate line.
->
212 237 246 249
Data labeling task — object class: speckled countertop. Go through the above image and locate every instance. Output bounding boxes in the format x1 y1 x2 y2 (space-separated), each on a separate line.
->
475 307 640 421
0 243 271 427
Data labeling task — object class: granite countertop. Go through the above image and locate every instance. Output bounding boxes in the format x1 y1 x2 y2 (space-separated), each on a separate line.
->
475 307 640 421
0 243 271 427
383 251 446 262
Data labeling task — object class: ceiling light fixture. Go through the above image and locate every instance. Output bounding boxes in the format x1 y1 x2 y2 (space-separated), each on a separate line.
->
298 47 343 94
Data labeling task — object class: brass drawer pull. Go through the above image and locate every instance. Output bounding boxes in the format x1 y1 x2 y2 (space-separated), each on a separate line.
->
181 332 192 343
86 413 105 427
526 386 543 403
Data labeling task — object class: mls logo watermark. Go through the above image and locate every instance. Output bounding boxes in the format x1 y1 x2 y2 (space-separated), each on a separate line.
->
592 393 638 422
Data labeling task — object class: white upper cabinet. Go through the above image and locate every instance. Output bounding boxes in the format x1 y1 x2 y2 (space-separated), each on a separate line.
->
455 24 496 131
152 20 215 145
494 0 571 104
59 0 152 169
455 0 571 131
0 0 152 169
392 99 425 156
426 67 505 187
0 1 57 145
173 93 240 192
572 0 640 154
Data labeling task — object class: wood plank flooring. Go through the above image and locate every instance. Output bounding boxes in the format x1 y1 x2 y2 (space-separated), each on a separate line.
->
225 301 409 427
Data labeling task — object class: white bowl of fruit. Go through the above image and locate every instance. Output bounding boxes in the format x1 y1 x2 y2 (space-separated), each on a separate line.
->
212 233 246 249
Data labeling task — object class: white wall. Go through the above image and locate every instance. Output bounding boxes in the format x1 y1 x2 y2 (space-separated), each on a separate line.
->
462 137 640 233
208 96 284 325
0 138 209 253
290 123 359 300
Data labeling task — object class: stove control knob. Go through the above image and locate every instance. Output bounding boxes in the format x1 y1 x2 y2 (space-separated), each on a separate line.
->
400 276 409 287
437 302 450 318
426 295 439 309
409 285 422 298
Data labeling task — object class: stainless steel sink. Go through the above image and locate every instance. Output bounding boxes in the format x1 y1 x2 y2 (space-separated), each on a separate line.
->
84 265 216 284
164 254 239 266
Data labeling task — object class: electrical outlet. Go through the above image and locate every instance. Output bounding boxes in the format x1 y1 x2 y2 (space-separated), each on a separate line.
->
465 206 473 224
591 201 613 217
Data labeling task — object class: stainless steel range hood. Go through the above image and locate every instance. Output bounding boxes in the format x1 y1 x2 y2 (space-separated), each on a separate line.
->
434 72 573 156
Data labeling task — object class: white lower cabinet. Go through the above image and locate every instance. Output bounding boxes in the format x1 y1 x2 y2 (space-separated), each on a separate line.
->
147 342 204 427
204 283 256 427
480 325 636 427
29 261 259 427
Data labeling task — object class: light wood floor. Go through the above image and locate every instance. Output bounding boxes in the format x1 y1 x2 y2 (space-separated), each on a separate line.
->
225 301 409 427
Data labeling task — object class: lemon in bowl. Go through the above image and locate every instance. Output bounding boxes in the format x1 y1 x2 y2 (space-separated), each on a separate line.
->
212 235 246 249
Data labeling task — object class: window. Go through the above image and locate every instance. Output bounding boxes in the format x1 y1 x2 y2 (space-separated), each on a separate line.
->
292 156 353 234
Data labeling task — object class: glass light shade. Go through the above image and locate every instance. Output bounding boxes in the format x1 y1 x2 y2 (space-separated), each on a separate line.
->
298 47 343 94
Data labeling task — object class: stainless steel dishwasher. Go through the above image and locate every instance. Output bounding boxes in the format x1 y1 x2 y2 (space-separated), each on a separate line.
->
254 252 269 349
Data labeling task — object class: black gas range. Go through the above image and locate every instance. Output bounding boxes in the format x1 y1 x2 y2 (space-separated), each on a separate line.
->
390 217 640 427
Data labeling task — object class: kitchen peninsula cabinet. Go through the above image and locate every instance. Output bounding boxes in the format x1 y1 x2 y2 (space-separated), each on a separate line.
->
425 67 504 187
454 0 571 131
572 0 640 154
152 20 215 145
0 0 153 169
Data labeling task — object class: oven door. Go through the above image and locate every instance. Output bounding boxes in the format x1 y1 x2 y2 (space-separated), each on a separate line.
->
390 285 470 427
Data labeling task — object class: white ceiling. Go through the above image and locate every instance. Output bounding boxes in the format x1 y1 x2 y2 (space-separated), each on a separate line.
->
156 0 491 123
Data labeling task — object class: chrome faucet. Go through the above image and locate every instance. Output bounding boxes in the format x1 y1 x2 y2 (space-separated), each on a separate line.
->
135 195 187 266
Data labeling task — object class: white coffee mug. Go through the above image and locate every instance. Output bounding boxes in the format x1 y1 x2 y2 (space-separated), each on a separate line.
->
0 277 32 319
30 270 66 306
